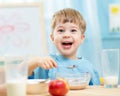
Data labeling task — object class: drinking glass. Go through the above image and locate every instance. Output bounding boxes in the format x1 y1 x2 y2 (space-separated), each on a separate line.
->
5 56 28 96
101 49 119 88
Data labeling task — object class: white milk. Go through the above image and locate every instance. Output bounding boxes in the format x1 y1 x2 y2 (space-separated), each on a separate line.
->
104 76 118 85
6 81 26 96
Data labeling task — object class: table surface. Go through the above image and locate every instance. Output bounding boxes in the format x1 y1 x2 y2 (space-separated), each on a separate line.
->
27 86 120 96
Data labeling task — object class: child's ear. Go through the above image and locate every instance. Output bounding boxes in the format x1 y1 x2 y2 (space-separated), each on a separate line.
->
50 34 54 42
82 34 85 39
80 34 85 43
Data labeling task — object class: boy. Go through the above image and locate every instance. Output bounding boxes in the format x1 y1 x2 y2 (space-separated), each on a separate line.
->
28 8 100 85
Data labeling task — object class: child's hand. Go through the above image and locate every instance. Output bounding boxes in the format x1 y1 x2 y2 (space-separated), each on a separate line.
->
28 56 58 76
37 56 58 69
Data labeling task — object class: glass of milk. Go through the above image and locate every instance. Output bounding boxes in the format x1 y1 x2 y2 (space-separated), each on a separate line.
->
101 49 119 88
5 55 28 96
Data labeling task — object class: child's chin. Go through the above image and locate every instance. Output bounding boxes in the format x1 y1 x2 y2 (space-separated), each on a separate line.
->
61 52 73 56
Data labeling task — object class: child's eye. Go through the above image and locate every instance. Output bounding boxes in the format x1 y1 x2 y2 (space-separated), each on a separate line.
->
58 29 64 32
71 29 77 32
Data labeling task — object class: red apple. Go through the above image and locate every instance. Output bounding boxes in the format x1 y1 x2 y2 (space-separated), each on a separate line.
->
49 79 69 96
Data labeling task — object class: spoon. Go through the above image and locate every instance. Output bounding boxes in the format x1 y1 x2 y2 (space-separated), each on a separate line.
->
67 65 77 69
40 78 50 83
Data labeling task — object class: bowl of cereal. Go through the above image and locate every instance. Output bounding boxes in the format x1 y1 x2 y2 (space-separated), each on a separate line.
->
56 72 91 90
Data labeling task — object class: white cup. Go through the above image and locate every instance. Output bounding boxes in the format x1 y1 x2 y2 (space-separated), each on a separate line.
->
101 49 119 88
5 56 28 96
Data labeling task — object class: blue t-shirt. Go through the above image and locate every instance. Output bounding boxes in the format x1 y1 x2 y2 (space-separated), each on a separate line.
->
30 54 100 85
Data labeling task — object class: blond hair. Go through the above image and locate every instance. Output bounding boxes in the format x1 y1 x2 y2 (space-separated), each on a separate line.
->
51 8 86 34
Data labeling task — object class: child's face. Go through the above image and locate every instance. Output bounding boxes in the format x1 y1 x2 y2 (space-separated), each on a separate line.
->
51 22 85 59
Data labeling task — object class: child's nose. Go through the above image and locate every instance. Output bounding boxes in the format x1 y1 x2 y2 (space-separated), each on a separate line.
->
63 32 71 38
63 35 70 38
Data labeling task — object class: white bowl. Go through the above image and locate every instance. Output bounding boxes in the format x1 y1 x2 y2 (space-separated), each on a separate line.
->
56 72 91 90
27 79 48 94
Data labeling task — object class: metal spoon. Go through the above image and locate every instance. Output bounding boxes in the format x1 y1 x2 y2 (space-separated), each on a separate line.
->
40 78 50 83
67 65 77 69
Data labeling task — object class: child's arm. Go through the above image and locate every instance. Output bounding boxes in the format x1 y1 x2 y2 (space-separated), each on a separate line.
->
28 56 58 76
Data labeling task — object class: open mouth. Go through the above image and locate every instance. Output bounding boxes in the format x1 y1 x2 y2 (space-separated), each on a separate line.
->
62 42 73 45
61 42 73 49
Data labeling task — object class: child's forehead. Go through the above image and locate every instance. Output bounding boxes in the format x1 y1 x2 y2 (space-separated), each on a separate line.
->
54 16 79 28
55 22 79 28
